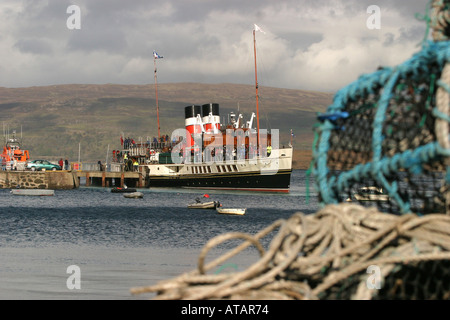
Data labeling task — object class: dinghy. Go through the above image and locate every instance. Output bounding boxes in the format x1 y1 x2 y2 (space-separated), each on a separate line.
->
11 189 55 196
188 201 221 209
123 192 144 199
111 187 137 193
216 207 246 215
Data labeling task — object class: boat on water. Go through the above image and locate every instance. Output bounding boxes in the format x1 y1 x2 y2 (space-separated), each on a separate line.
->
187 200 221 209
11 189 55 196
123 192 144 199
347 187 389 202
111 187 137 193
111 26 293 193
130 105 293 192
216 207 246 215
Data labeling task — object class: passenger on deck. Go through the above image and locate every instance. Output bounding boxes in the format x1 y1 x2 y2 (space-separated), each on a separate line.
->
126 159 133 172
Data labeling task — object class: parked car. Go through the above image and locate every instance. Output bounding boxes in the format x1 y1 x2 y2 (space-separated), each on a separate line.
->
27 160 61 171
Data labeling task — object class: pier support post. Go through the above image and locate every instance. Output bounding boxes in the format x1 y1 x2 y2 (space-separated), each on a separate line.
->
86 172 90 187
102 172 106 187
120 173 124 188
139 166 144 188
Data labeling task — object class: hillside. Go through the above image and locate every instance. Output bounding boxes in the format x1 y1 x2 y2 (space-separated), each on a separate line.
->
0 83 333 168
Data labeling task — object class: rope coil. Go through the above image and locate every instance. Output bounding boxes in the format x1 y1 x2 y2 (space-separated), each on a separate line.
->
131 204 450 300
431 0 450 41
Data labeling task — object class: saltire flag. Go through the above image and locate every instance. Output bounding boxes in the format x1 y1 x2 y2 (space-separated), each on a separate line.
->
291 129 295 137
254 24 266 34
153 50 163 59
120 135 124 146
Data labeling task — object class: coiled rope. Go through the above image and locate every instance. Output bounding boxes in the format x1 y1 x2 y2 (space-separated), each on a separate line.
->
431 0 450 41
131 203 450 299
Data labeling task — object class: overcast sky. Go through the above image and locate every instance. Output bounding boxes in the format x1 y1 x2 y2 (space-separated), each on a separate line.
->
0 0 430 92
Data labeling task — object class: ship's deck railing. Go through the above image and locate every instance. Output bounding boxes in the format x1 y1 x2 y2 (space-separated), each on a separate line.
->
121 141 173 151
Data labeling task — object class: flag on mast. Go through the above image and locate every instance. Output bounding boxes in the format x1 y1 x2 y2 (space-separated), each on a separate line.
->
153 50 163 59
254 24 266 34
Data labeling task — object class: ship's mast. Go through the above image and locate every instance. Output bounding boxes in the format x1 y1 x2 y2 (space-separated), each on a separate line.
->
253 27 261 152
153 50 163 139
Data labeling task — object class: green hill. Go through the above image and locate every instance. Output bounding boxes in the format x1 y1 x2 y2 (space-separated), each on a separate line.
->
0 83 333 163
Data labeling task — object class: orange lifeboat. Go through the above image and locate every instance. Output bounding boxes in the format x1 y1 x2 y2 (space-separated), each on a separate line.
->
1 134 30 165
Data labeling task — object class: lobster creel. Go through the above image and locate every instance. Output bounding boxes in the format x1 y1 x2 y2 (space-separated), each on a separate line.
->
311 2 450 215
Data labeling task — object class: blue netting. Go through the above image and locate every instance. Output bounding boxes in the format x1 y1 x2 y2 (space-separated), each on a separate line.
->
311 4 450 215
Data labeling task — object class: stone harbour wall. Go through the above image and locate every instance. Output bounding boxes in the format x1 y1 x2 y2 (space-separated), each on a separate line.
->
0 171 79 189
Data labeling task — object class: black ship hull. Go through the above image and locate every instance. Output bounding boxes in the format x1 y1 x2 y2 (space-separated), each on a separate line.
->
148 169 292 193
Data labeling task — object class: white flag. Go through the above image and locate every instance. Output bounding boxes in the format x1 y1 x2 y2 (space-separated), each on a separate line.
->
254 24 266 34
153 50 163 59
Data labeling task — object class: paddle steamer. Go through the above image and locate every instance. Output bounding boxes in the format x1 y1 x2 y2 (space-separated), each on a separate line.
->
112 25 293 192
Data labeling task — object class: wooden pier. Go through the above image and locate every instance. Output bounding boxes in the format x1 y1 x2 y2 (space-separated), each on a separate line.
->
75 166 148 188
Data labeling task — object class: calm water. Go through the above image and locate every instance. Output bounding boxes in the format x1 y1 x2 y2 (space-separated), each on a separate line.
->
0 170 319 300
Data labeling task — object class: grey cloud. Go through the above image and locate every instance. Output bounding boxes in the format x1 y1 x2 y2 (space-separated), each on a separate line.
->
383 33 395 46
0 0 432 90
66 26 128 54
279 32 323 50
14 38 53 55
399 25 428 43
12 1 70 38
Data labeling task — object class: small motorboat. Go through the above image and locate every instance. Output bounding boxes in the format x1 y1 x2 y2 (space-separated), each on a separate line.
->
188 200 221 209
11 189 55 196
216 207 246 215
111 187 137 193
188 194 221 209
123 192 144 199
